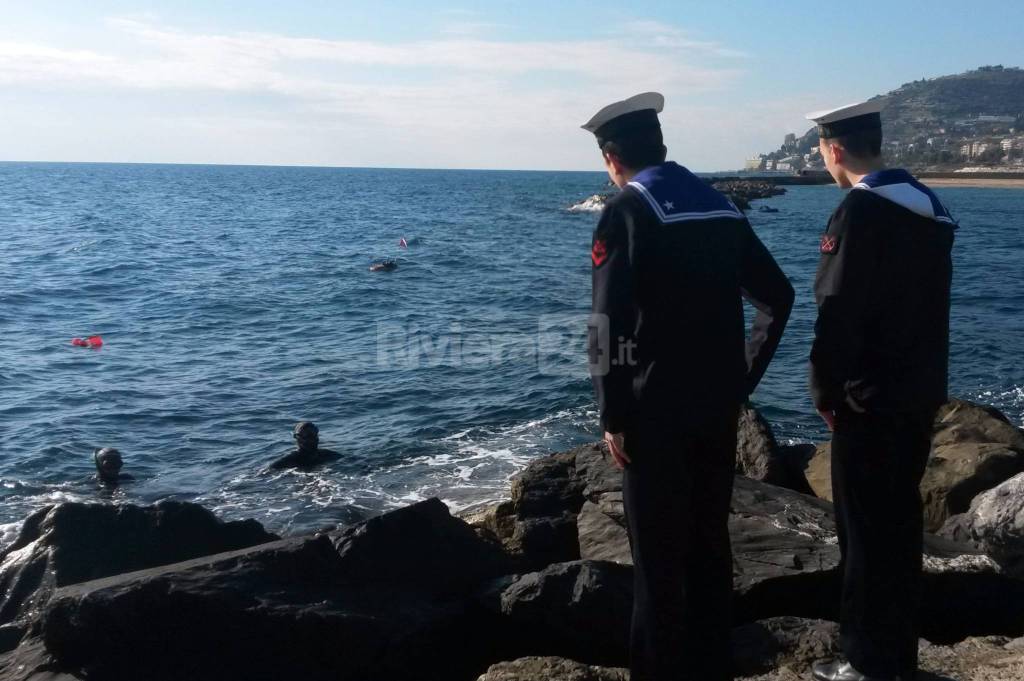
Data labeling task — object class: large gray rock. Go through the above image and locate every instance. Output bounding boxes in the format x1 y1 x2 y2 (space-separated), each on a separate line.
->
736 404 794 488
576 495 629 564
923 442 1024 532
933 400 1024 451
941 472 1024 577
497 448 1024 647
0 501 276 629
802 399 1024 531
20 499 515 681
475 405 806 570
474 447 589 570
488 560 632 666
0 638 84 681
572 448 842 621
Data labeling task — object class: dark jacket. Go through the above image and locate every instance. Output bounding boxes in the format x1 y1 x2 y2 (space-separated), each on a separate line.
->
589 162 794 432
810 169 956 413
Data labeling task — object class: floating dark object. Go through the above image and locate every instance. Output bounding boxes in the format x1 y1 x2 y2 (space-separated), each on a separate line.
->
758 206 780 213
370 260 398 272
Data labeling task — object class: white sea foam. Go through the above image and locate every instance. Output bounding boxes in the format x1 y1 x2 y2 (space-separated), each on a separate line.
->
194 405 597 533
970 385 1024 427
568 194 608 213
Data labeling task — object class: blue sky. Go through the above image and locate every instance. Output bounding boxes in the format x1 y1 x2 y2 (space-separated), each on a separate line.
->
1 1 1021 170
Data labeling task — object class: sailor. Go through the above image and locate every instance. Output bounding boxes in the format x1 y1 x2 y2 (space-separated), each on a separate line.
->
582 92 794 680
806 101 956 681
269 421 341 470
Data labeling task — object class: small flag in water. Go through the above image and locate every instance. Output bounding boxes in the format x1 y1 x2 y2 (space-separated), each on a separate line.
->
399 237 408 249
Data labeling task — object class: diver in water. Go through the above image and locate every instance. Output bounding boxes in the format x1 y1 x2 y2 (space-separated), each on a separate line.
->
370 259 398 272
94 447 135 486
269 422 341 470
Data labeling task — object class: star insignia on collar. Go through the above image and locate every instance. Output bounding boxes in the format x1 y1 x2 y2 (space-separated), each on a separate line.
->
662 200 675 211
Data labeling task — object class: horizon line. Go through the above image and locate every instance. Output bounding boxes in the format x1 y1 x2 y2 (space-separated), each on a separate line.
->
0 159 745 175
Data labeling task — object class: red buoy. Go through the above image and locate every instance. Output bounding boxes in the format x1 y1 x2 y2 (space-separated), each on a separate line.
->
71 336 104 348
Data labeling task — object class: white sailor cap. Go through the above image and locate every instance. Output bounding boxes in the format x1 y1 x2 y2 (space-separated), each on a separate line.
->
582 92 664 146
805 100 884 139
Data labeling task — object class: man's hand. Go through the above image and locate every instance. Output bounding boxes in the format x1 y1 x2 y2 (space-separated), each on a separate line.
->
817 409 836 432
604 431 631 469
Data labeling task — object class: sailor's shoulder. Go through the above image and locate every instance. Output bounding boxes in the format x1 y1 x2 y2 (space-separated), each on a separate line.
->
596 188 647 232
604 186 645 212
829 188 885 230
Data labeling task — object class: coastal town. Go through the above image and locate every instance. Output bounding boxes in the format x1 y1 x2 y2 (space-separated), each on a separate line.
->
748 65 1024 174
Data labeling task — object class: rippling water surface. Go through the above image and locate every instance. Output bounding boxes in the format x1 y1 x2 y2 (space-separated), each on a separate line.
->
1 163 1021 537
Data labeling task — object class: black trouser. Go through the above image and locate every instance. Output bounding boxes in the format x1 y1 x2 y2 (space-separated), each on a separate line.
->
831 408 934 680
622 407 739 681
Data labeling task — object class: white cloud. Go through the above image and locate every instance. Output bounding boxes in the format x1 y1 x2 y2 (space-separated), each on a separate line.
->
0 18 766 168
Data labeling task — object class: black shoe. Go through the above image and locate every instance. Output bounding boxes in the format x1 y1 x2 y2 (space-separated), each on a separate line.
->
812 660 900 681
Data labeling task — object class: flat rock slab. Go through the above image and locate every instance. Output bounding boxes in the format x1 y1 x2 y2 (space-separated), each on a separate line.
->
27 499 515 681
0 500 276 629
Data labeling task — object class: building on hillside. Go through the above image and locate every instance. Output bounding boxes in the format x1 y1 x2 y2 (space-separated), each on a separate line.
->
744 157 764 171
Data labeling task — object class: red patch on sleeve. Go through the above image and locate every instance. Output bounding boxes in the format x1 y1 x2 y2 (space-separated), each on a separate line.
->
820 234 839 254
591 239 608 266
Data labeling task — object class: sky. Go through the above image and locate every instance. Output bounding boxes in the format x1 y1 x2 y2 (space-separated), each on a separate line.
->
1 1 1022 171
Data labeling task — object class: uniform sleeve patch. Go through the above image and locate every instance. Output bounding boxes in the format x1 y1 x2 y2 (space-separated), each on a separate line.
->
820 234 839 254
592 239 609 266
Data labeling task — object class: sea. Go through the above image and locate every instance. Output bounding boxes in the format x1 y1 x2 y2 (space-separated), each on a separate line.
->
1 163 1022 541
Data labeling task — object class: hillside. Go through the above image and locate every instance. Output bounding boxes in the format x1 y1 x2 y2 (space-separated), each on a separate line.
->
756 66 1024 171
881 65 1024 141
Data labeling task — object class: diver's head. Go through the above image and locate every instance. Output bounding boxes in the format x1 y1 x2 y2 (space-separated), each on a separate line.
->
293 422 320 452
94 447 124 481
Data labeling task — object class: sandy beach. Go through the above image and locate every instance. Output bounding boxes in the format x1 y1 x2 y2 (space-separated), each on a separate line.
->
923 177 1024 188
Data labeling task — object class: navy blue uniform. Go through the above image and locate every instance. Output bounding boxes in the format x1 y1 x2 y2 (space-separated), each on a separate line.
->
588 162 793 680
810 169 955 680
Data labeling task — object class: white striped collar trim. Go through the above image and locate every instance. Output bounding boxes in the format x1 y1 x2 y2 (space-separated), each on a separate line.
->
852 182 956 224
627 181 743 224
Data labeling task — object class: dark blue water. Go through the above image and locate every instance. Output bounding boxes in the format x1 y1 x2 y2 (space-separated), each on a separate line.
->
1 163 1021 538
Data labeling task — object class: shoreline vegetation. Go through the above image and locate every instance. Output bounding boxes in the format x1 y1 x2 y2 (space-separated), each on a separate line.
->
1 398 1023 680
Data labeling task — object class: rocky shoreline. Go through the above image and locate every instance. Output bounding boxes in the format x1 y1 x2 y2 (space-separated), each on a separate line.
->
568 180 786 213
1 398 1023 680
